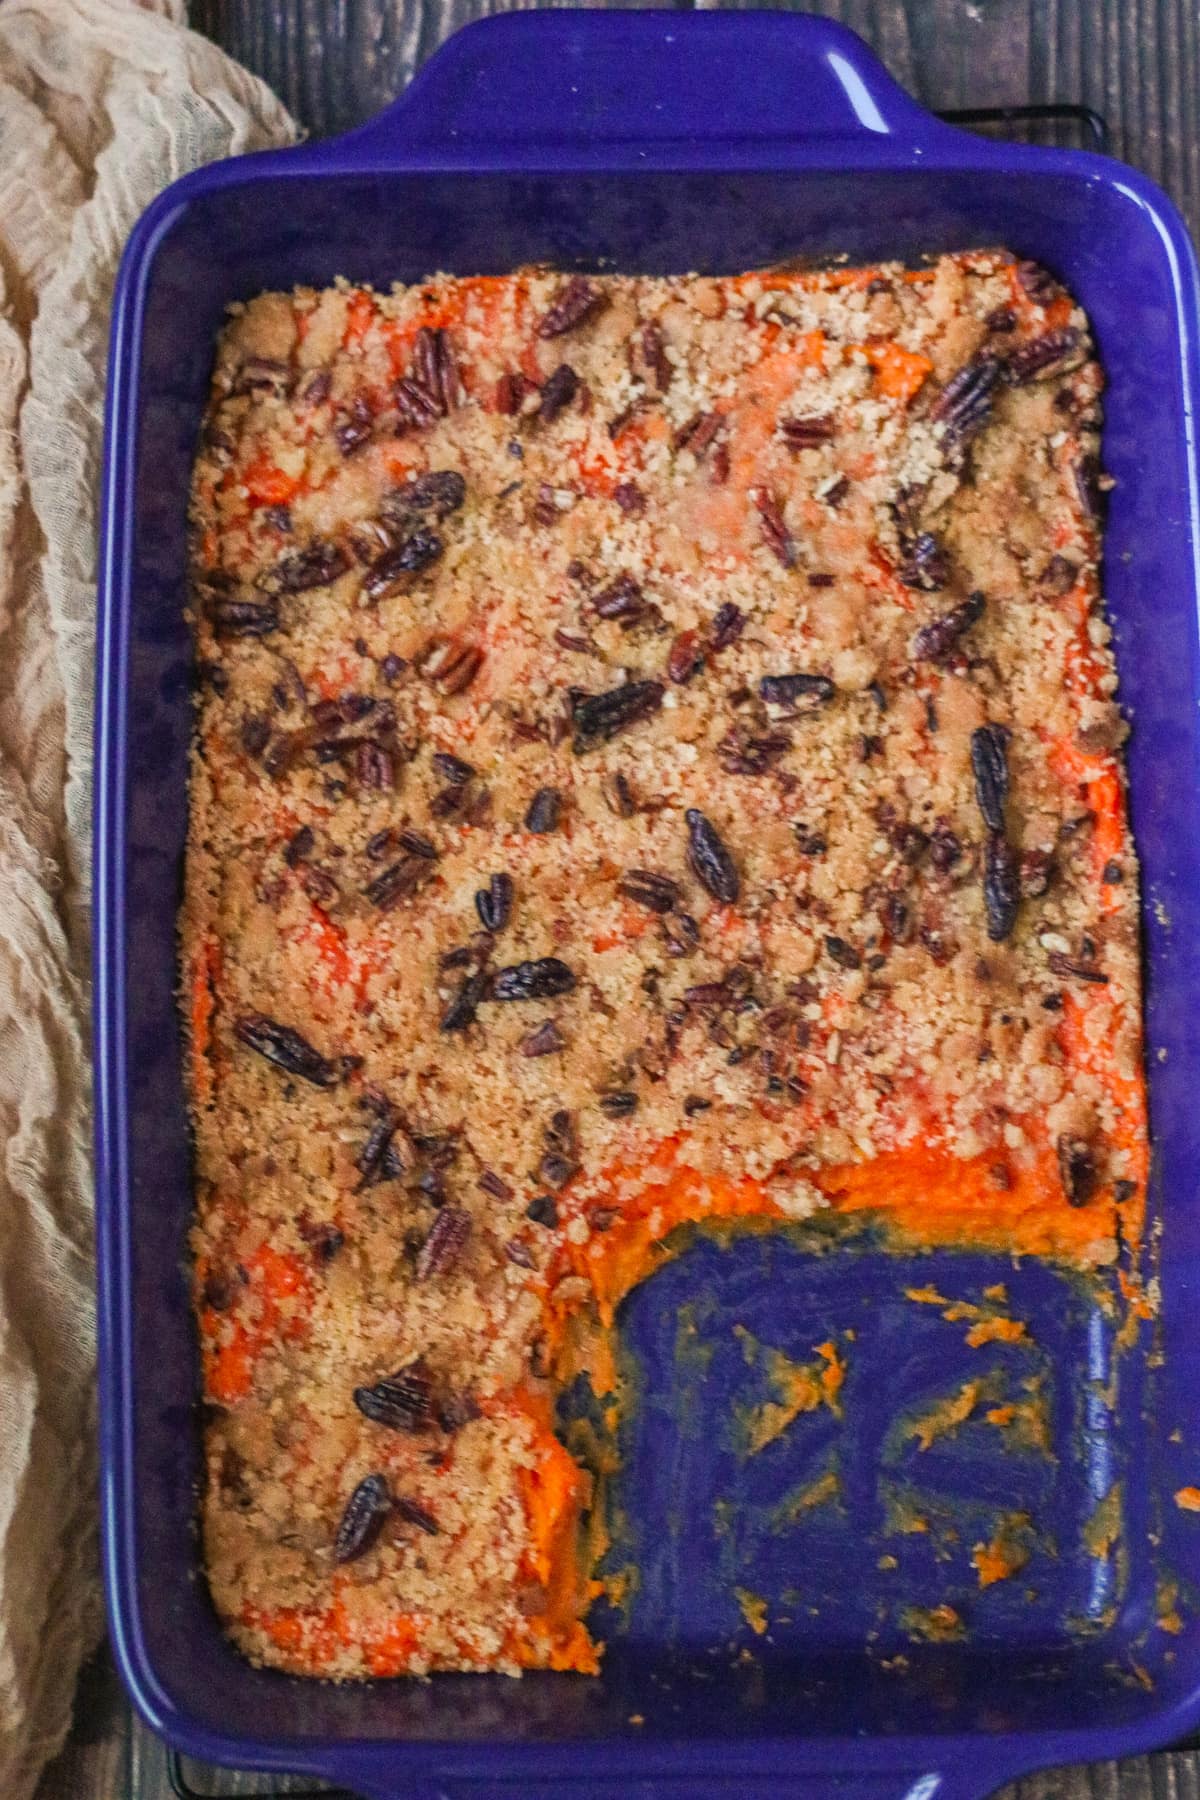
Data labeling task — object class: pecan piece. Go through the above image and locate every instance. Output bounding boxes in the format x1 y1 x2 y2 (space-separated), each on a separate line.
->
397 1496 440 1535
929 352 1002 457
531 483 563 527
397 828 437 860
234 1013 340 1087
1047 950 1109 985
544 1109 576 1154
760 672 835 711
475 872 514 933
661 911 700 958
602 771 637 818
1057 1134 1098 1207
394 376 442 430
411 325 461 414
240 715 270 757
538 276 605 339
620 869 680 914
415 1206 472 1280
353 1364 433 1432
202 1270 235 1311
929 825 963 872
284 824 314 867
432 750 475 786
1005 327 1082 385
491 370 530 415
983 830 1019 942
571 680 663 754
717 726 792 776
389 469 466 518
491 958 576 1001
1017 260 1062 307
525 787 563 835
1019 849 1054 899
478 1169 514 1201
362 527 444 602
440 967 491 1033
364 855 431 911
521 1020 565 1058
539 1151 577 1191
631 320 672 392
971 723 1011 833
334 1474 392 1563
356 1115 403 1192
300 864 340 907
673 410 724 456
879 892 912 944
683 980 731 1010
312 691 377 729
1040 554 1079 595
754 489 796 567
1074 453 1109 526
208 598 280 639
793 824 827 856
262 726 313 778
686 809 740 905
897 532 950 592
911 590 985 663
355 740 394 789
779 413 835 449
419 637 484 696
278 540 352 595
590 573 647 626
709 602 745 652
538 363 580 423
335 395 374 458
599 1090 638 1118
667 628 704 685
231 355 291 397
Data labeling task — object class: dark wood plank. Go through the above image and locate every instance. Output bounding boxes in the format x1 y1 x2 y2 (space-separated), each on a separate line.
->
188 0 1200 238
189 0 691 143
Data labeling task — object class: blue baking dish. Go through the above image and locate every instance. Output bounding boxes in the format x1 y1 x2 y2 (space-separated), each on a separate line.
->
95 11 1200 1796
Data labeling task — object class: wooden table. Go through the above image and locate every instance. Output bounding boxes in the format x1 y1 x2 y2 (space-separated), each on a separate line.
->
40 2 1200 1795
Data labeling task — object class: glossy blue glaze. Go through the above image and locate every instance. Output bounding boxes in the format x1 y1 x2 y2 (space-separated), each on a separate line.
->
94 13 1200 1798
598 1238 1133 1660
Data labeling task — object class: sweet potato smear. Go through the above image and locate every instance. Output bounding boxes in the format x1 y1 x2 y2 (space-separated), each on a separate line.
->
184 254 1145 1677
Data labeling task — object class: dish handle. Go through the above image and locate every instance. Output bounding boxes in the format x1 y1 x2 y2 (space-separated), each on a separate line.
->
334 11 951 156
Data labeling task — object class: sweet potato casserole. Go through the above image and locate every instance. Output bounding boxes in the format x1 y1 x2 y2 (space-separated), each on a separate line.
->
184 253 1145 1677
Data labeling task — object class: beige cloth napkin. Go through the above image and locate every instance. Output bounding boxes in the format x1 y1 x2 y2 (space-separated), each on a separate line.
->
0 3 294 1793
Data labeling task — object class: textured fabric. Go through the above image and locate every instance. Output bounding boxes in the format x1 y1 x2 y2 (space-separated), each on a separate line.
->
0 5 294 1793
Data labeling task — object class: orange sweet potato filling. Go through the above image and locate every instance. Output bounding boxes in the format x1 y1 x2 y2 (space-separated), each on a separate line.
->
193 265 1147 1677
